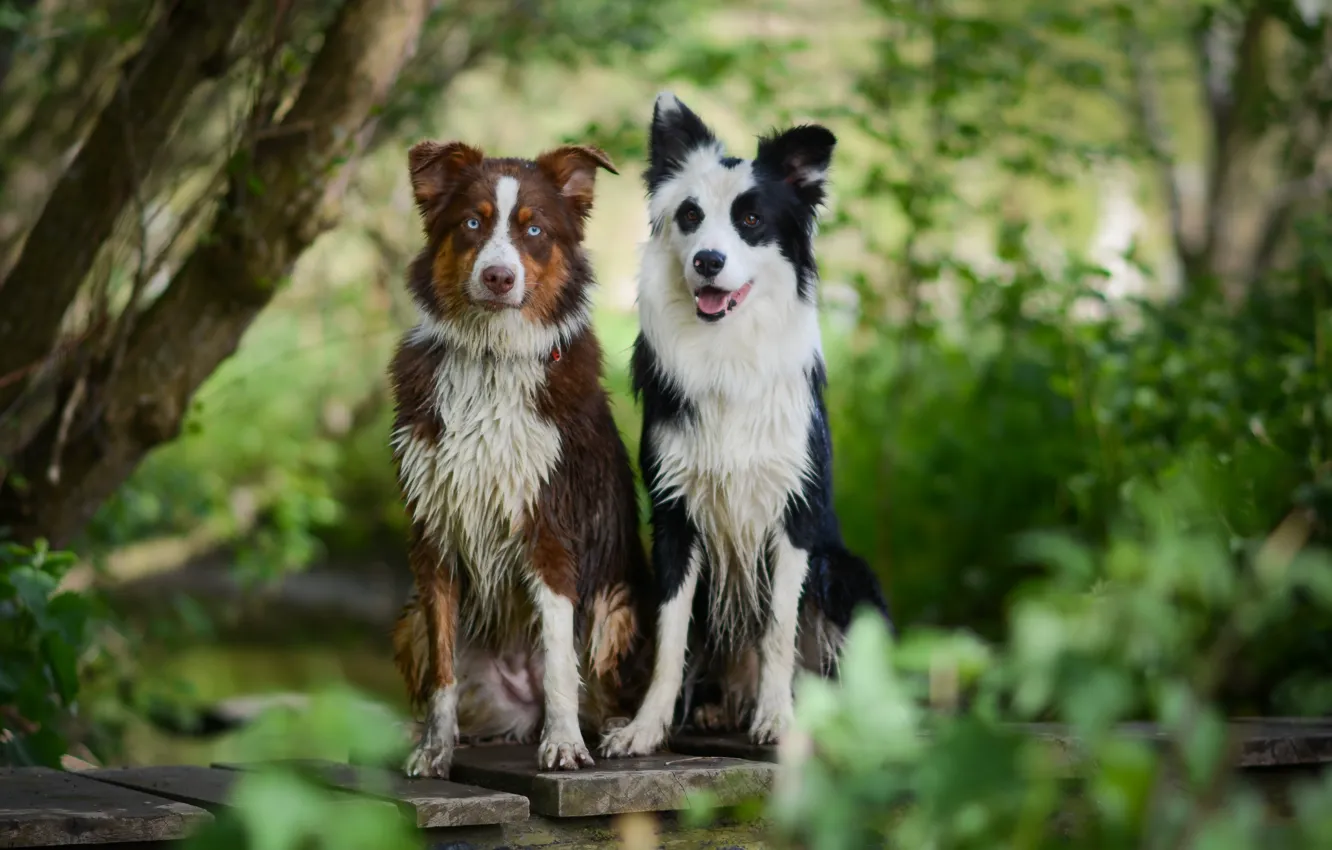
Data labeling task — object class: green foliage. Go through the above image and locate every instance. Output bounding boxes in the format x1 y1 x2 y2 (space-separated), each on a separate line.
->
54 0 1332 761
808 0 1332 669
0 537 95 766
772 478 1332 849
86 301 387 579
183 688 416 850
828 239 1327 638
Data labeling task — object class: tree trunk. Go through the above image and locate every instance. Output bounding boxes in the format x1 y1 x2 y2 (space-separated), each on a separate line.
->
0 0 434 546
0 1 254 413
0 0 153 279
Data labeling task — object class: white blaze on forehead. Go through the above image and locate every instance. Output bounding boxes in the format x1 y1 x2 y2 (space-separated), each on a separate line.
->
495 175 520 224
470 175 525 297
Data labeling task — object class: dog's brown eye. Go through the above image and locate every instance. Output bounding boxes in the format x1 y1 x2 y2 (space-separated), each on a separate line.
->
742 213 761 227
686 209 700 223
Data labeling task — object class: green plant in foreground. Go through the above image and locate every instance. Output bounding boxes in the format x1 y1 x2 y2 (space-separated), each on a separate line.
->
0 537 95 767
184 688 416 850
770 476 1332 849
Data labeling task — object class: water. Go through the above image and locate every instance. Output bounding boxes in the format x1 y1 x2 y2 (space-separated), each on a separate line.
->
110 644 408 767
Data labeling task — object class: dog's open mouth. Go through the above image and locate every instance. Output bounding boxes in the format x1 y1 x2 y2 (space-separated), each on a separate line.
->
694 281 753 322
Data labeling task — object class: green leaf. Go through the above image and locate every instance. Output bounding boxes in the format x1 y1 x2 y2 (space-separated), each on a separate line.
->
41 637 79 706
9 567 56 622
44 592 90 648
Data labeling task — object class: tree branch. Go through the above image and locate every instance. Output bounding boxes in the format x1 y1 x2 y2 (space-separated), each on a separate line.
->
0 0 436 546
0 1 256 414
1197 6 1269 276
1122 21 1197 283
0 1 151 278
1248 18 1332 283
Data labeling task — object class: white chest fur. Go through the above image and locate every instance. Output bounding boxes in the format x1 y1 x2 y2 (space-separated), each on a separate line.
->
393 339 563 629
648 366 815 629
638 244 824 631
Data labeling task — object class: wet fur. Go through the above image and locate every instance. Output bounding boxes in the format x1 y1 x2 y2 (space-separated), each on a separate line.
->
390 141 654 775
601 94 889 758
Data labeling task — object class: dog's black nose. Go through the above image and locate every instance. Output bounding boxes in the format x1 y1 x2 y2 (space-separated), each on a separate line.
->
692 250 726 278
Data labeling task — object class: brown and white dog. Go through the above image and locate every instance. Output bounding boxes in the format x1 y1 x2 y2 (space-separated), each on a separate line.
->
389 140 652 776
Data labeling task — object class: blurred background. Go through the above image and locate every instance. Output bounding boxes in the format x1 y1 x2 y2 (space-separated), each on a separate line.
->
1 0 1330 772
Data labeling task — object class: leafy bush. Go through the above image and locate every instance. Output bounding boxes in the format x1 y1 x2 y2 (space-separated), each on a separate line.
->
183 688 416 850
772 476 1332 849
829 237 1328 638
0 537 97 766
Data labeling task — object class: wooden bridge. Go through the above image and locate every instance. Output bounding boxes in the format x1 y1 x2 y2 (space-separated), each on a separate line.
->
3 723 1332 849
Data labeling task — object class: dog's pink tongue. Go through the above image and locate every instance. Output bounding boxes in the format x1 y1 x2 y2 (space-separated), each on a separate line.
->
695 288 730 315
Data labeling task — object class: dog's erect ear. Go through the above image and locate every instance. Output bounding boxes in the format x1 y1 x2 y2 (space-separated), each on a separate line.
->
646 91 718 193
755 125 837 207
535 145 619 221
407 140 484 224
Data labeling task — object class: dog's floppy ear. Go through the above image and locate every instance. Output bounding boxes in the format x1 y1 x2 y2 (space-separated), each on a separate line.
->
646 91 718 193
407 140 484 227
536 145 619 222
755 125 837 207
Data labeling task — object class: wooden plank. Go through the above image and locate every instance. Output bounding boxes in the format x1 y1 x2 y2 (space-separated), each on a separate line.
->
1021 720 1332 768
448 744 774 818
216 760 528 828
0 767 211 848
84 766 238 812
87 764 397 821
674 719 1332 770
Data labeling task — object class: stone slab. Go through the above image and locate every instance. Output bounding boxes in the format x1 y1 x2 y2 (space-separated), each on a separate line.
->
217 760 528 828
421 812 769 849
448 744 774 818
0 767 211 848
84 766 239 812
670 734 778 763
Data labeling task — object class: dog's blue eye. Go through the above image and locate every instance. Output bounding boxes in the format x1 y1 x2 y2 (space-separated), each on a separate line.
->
527 225 542 237
465 217 480 230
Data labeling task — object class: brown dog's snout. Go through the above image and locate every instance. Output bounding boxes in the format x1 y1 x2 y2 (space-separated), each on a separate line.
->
482 265 515 295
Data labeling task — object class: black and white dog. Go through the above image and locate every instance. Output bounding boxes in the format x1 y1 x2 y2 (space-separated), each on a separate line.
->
600 93 889 757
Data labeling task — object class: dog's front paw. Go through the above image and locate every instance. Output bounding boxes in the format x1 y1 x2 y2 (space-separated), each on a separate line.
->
537 729 594 771
747 700 792 746
404 734 454 778
599 720 666 758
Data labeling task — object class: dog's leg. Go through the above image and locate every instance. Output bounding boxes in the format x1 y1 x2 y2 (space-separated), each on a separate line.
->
691 647 757 731
532 579 594 769
600 544 702 757
405 541 460 778
749 534 810 745
528 516 593 770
